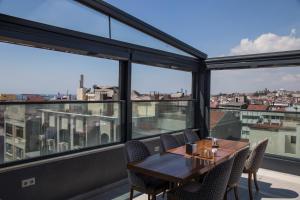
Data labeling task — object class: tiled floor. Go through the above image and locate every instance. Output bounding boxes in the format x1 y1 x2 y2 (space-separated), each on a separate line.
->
76 168 300 200
133 169 300 200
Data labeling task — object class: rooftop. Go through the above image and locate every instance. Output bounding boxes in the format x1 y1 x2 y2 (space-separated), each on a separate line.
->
0 1 300 200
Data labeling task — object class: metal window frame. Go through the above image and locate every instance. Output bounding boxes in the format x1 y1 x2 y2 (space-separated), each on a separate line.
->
119 60 132 142
192 63 211 138
76 0 207 59
206 50 300 70
206 50 300 163
0 1 207 168
0 13 203 72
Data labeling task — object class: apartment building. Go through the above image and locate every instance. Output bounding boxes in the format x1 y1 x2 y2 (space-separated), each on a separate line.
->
3 103 120 162
240 106 300 158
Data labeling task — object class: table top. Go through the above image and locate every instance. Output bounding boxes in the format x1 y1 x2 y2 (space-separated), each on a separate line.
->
127 139 249 183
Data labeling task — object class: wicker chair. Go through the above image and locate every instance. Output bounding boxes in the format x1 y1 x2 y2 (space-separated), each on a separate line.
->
124 140 168 200
243 139 268 200
167 155 235 200
183 129 200 144
160 134 180 152
224 146 250 200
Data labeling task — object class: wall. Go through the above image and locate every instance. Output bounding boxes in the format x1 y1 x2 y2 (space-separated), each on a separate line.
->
0 145 126 200
0 133 180 200
247 124 300 159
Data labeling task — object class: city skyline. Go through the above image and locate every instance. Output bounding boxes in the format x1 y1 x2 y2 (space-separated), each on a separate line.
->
1 0 300 95
211 66 300 95
1 2 300 199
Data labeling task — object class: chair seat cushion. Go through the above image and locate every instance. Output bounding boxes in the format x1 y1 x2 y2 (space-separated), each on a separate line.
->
182 181 202 192
167 182 203 200
132 174 168 194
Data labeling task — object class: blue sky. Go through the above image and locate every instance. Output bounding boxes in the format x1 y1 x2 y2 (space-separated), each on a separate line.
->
106 0 300 57
0 0 300 94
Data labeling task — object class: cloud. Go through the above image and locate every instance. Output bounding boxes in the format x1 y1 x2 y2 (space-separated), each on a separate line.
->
229 29 300 55
280 74 300 82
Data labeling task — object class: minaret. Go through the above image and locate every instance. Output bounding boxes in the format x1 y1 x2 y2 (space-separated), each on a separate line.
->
80 74 84 88
77 74 86 100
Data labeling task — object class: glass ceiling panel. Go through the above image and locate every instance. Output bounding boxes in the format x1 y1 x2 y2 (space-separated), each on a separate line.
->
0 0 195 58
0 0 110 37
110 18 195 58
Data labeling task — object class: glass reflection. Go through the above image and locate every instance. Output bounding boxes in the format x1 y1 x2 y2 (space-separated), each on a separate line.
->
0 103 120 163
0 0 110 37
111 18 194 57
132 101 194 139
210 108 300 159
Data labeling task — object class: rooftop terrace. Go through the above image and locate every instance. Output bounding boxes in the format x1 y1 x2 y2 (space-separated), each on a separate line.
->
0 1 300 200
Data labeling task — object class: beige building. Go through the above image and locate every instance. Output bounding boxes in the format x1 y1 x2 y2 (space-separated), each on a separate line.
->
245 123 299 159
0 94 17 101
241 111 300 159
77 88 87 101
3 104 58 161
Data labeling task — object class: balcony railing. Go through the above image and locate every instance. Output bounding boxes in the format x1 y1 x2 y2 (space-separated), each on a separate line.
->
210 108 300 160
0 100 195 165
0 101 122 164
132 100 195 139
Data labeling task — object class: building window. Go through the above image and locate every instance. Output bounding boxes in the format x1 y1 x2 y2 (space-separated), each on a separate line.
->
15 147 24 160
16 126 24 139
5 143 13 156
285 135 296 154
5 123 13 136
291 136 297 144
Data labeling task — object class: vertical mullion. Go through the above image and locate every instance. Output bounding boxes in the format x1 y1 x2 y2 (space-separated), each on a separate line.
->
119 60 132 143
205 69 211 137
193 61 210 138
199 67 210 138
108 16 112 39
192 71 200 130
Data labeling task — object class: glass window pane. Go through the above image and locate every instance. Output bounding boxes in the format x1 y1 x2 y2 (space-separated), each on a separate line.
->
131 63 193 139
1 103 120 163
0 42 121 164
111 18 194 57
210 66 300 159
132 101 194 139
0 0 109 37
0 42 119 100
131 63 192 100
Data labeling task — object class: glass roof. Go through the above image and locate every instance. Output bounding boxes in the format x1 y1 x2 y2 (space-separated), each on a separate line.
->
0 0 196 58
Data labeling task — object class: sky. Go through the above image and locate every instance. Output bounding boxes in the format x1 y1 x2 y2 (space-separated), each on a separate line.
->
0 0 300 94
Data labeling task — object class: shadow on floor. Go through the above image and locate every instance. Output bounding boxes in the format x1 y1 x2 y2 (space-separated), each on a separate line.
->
73 176 299 200
226 177 299 200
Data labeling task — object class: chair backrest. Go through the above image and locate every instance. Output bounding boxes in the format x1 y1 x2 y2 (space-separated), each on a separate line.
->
200 155 235 200
245 139 268 172
183 129 200 144
160 134 180 152
228 146 250 186
124 140 151 188
124 140 150 164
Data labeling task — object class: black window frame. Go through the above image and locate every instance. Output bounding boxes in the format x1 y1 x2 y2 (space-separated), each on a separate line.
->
0 1 207 168
206 50 300 163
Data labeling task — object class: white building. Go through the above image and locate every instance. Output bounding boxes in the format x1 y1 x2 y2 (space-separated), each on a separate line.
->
240 109 300 159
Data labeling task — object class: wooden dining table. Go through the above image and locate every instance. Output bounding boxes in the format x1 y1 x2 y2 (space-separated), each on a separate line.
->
127 139 249 183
